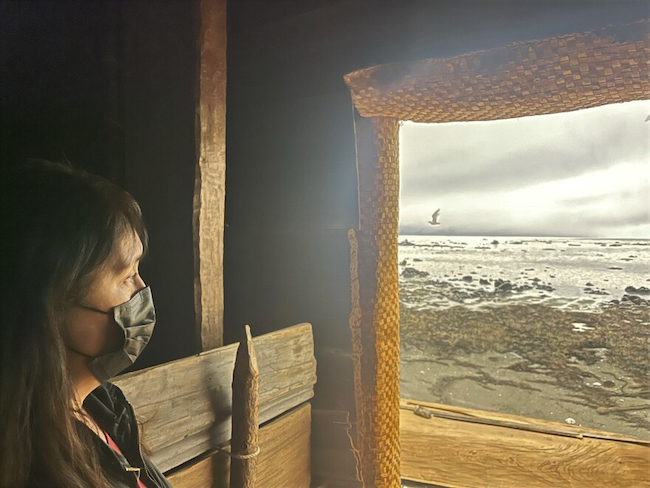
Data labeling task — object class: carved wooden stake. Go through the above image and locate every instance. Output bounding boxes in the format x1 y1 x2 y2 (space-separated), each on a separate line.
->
230 325 260 488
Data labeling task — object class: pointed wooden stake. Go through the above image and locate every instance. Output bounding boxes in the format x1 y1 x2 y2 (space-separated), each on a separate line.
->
230 325 260 488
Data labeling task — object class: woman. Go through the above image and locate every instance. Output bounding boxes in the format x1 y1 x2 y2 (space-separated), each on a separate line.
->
0 159 172 487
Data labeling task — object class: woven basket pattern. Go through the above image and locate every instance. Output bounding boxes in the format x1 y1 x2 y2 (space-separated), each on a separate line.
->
344 21 649 123
349 117 401 487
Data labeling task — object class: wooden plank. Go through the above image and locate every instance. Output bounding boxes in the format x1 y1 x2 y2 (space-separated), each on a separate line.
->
400 404 650 487
166 450 228 488
113 323 316 473
194 0 227 351
166 403 311 488
312 409 362 487
256 403 311 488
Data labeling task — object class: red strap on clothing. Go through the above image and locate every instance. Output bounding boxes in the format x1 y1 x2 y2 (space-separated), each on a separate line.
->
103 431 148 488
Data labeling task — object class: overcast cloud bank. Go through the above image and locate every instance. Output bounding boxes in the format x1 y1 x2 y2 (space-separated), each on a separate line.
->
399 100 650 238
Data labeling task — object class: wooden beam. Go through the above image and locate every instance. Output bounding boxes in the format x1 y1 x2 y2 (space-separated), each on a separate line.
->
194 0 227 351
166 403 312 488
113 323 316 473
400 401 650 487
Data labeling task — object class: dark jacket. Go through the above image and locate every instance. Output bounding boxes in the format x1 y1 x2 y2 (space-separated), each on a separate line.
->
82 381 173 488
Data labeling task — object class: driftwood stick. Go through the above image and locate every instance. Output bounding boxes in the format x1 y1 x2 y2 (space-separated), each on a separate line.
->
400 402 650 446
400 404 583 439
230 325 260 488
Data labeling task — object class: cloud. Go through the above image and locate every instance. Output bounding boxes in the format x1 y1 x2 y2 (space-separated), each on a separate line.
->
571 207 650 229
400 101 650 204
399 101 650 238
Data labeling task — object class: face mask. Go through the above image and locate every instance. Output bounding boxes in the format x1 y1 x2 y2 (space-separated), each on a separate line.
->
71 286 156 382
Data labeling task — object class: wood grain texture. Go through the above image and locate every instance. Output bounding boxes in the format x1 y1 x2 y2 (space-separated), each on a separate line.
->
400 403 650 487
167 403 311 488
194 0 227 351
113 323 316 473
230 325 259 487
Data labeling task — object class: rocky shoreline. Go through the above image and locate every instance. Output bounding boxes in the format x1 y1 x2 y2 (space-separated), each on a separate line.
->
400 264 650 309
399 268 650 439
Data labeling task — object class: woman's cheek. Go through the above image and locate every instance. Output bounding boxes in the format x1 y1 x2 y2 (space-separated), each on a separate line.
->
102 320 124 354
63 308 121 356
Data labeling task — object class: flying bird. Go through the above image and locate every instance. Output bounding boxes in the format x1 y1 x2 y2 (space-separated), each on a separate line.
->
428 209 441 226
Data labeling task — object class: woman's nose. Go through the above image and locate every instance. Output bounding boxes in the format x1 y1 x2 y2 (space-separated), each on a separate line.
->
133 273 147 294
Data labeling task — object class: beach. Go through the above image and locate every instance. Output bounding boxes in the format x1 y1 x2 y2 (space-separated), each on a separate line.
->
398 236 650 439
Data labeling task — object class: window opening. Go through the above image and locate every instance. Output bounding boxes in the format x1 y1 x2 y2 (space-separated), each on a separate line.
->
398 100 650 439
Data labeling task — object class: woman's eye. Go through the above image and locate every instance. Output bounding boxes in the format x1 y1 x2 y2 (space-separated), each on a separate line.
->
125 273 137 283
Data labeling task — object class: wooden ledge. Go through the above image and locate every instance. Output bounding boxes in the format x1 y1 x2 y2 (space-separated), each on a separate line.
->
401 398 650 487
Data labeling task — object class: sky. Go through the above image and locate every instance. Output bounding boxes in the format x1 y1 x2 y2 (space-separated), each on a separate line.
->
399 100 650 238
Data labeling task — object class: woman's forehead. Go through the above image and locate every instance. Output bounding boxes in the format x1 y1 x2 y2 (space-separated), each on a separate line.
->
109 231 143 273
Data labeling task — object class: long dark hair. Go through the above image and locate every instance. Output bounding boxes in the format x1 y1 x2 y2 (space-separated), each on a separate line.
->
0 159 150 487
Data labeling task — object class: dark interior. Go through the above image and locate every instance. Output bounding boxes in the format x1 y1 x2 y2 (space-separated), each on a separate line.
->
1 0 646 372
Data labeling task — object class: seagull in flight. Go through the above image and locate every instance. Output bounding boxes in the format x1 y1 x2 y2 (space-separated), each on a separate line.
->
428 209 441 226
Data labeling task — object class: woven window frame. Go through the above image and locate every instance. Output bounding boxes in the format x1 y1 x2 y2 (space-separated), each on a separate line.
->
344 20 649 487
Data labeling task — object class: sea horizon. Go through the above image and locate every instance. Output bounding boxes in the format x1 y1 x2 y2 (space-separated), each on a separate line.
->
398 234 650 241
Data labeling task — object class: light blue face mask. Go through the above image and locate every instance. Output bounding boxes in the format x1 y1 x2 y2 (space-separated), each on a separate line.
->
72 286 156 382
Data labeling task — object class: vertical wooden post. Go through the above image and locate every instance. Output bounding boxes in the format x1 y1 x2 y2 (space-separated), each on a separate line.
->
195 0 227 351
230 325 260 487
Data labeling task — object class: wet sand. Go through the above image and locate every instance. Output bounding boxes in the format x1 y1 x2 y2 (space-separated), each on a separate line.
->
400 292 650 439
